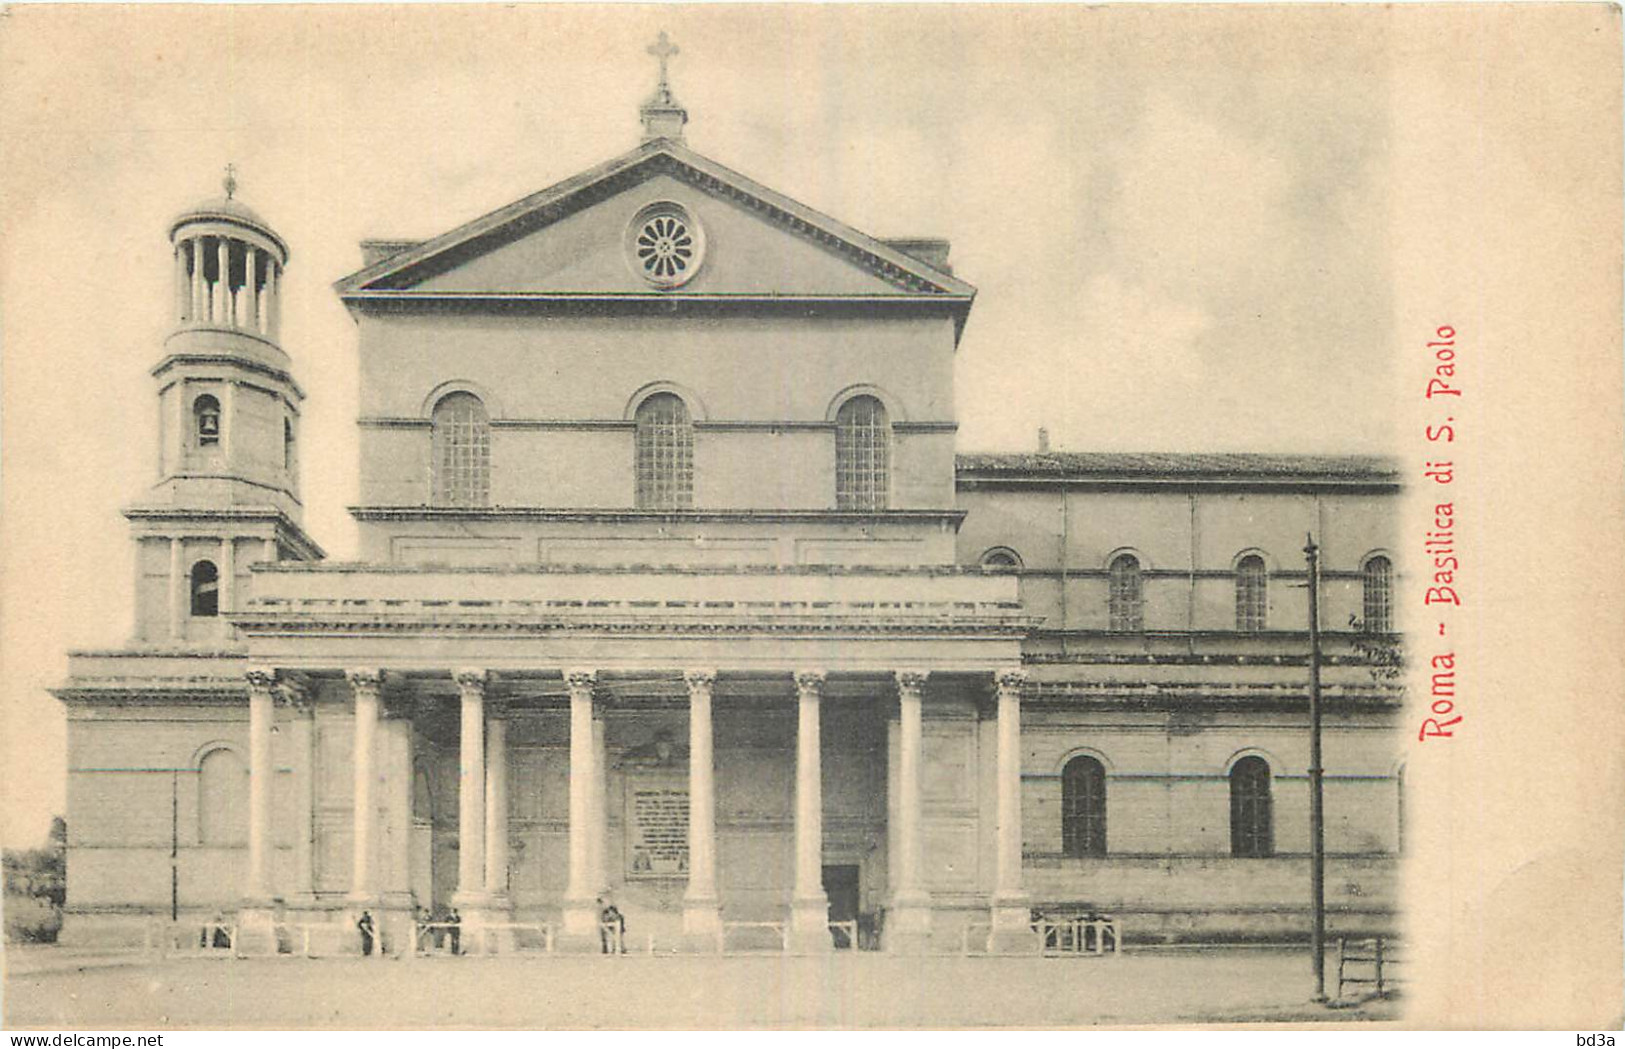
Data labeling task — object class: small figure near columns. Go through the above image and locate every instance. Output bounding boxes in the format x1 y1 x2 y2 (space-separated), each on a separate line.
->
788 669 831 953
988 668 1038 954
889 669 934 954
681 669 723 950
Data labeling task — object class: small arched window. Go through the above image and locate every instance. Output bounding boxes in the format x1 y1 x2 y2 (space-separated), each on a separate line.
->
1363 555 1393 633
835 395 890 511
1059 759 1111 857
198 748 247 845
981 548 1021 570
634 392 694 509
1230 756 1273 858
194 394 221 447
1235 555 1268 633
190 560 219 617
431 392 491 508
283 417 295 472
1061 755 1107 857
1108 554 1144 632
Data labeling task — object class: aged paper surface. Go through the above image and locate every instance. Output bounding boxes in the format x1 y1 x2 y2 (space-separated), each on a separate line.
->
1 3 1621 1030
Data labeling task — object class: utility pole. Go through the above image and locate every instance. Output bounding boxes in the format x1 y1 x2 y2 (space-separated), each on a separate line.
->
171 770 179 924
1305 532 1327 1003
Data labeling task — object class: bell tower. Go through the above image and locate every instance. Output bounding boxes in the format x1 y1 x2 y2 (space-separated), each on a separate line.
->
127 169 323 644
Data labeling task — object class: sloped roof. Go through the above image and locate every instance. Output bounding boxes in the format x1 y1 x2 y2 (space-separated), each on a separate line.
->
334 137 975 303
955 452 1400 486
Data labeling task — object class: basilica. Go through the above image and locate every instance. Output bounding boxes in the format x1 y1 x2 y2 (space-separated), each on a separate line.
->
54 42 1403 955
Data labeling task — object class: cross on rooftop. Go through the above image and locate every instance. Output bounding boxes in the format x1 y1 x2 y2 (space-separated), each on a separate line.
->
223 163 238 200
648 31 679 95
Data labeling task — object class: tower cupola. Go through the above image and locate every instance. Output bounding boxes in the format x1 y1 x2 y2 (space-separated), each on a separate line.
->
168 166 290 365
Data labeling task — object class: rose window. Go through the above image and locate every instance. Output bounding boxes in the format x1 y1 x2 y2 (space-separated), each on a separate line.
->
627 203 704 288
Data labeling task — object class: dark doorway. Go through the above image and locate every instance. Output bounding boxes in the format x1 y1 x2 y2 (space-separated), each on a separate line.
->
823 864 860 949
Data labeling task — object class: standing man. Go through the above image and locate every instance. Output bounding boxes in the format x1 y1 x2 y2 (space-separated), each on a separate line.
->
357 910 376 957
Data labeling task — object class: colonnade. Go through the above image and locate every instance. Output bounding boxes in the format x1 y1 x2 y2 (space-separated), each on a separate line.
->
174 234 281 337
238 666 1030 953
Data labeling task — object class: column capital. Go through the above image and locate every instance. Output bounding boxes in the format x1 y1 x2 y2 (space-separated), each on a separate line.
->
793 669 827 696
994 668 1028 695
895 669 929 697
345 668 384 696
275 679 311 713
245 667 278 692
682 668 717 695
564 668 597 695
453 668 488 694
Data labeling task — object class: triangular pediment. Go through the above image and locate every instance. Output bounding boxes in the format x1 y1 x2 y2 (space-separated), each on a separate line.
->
334 140 975 303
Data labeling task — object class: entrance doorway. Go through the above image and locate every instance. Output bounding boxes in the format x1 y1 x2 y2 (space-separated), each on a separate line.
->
823 864 860 949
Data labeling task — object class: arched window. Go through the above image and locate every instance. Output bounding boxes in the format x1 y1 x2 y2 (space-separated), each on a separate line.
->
198 748 247 845
193 394 221 447
634 392 694 509
190 560 219 617
431 392 491 508
1108 554 1144 632
1061 755 1107 857
1235 555 1268 633
1229 756 1273 858
283 417 295 472
981 547 1021 570
835 395 890 511
1363 555 1393 633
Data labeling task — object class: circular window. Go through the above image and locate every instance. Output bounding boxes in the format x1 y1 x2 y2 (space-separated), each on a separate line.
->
627 202 704 288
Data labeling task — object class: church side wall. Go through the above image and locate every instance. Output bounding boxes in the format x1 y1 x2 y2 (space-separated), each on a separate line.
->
957 486 1398 632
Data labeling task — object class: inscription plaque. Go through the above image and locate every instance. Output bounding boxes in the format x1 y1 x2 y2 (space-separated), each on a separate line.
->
625 775 689 879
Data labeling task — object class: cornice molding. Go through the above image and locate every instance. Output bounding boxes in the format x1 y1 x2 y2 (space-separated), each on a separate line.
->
345 506 966 526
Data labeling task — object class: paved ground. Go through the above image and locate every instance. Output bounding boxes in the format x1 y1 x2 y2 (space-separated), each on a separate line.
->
4 947 1402 1029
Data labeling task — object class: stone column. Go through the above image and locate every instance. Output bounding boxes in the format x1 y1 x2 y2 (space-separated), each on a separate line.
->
170 378 187 476
220 380 235 465
561 669 599 949
168 537 186 640
484 705 510 901
345 669 381 897
218 537 235 639
189 238 205 322
789 670 830 952
264 259 278 339
243 668 277 904
282 682 316 907
889 670 932 953
175 242 190 324
381 715 416 955
244 247 259 334
989 669 1035 953
235 668 279 953
216 238 230 325
452 670 489 919
590 713 608 896
682 670 722 947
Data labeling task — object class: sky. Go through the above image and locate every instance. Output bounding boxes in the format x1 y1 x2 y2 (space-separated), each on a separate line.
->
0 6 1397 847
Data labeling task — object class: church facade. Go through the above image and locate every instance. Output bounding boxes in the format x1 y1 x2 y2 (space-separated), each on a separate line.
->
55 52 1403 955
